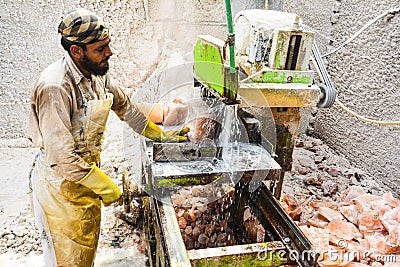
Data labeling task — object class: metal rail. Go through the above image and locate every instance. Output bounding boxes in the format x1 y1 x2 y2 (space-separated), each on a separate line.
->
250 183 318 267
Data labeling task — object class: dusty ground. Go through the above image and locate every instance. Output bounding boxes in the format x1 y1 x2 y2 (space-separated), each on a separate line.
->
283 134 395 200
0 120 396 266
0 117 148 267
1 0 397 266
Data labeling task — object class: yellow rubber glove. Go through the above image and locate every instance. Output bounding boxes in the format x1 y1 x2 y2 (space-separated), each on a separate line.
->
142 119 189 142
76 163 122 205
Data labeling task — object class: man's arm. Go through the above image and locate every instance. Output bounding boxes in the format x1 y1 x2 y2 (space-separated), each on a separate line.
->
105 75 148 134
105 75 189 142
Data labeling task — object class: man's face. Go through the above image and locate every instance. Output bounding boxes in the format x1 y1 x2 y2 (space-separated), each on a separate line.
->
80 37 113 76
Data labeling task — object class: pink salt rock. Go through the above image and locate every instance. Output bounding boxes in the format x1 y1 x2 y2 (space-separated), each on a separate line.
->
339 205 359 225
341 186 366 204
385 224 400 254
178 217 187 229
380 207 400 233
358 212 385 233
318 206 345 222
343 262 371 267
382 192 400 208
352 194 382 214
163 101 189 126
299 225 329 254
306 214 329 229
328 219 359 241
363 231 388 255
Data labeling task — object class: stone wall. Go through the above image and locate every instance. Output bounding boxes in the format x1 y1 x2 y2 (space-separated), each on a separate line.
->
2 0 398 192
0 0 262 139
284 0 400 191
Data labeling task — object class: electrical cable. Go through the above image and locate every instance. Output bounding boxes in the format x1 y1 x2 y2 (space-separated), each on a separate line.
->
304 13 400 125
322 7 400 58
335 98 400 126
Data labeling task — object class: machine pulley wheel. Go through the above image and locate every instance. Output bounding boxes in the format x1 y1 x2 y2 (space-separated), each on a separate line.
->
317 83 336 108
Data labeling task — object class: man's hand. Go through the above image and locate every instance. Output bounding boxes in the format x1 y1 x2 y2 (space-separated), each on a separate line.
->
76 163 122 205
162 126 190 142
142 119 189 142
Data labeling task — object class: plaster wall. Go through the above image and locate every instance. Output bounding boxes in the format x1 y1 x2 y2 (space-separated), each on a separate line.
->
284 0 400 192
0 0 264 140
2 0 398 193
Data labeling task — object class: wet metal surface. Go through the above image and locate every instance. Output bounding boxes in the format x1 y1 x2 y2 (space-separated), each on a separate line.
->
238 83 320 108
147 142 281 180
251 183 318 267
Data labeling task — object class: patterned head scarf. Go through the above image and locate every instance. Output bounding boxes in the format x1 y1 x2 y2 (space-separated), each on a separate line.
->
58 9 109 44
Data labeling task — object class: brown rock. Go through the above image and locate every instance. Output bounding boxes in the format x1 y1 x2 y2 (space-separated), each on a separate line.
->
192 226 201 239
183 234 193 243
185 226 192 236
186 241 194 250
187 116 217 144
178 217 187 229
226 235 235 246
314 155 324 164
220 220 228 230
295 139 304 147
304 176 322 186
244 218 265 243
194 209 202 219
210 233 217 243
204 223 216 237
198 234 209 245
327 168 339 177
323 183 339 196
298 167 308 175
208 202 217 209
318 163 327 170
216 233 227 243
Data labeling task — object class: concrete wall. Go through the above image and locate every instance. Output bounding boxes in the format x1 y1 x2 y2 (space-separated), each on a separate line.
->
0 0 230 141
2 1 398 192
284 0 400 192
0 0 264 140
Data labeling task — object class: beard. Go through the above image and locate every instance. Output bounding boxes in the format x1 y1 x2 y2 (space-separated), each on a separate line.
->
81 55 110 76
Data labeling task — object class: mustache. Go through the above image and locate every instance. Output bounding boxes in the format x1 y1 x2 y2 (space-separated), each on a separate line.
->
102 57 110 63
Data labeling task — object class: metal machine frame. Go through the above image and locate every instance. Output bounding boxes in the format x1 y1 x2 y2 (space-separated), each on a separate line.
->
136 9 335 267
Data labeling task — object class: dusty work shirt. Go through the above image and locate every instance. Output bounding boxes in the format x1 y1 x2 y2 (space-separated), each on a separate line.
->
28 52 147 182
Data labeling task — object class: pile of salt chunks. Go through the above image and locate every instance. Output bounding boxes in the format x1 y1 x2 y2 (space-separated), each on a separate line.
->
281 186 400 267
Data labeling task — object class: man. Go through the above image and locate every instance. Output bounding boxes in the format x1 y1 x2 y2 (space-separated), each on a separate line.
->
28 9 187 266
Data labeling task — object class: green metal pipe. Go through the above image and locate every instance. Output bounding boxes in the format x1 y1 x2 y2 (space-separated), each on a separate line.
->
224 0 236 74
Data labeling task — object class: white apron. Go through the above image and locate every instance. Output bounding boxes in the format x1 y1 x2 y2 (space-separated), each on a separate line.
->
32 91 113 267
